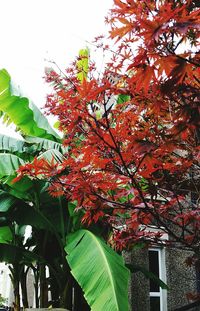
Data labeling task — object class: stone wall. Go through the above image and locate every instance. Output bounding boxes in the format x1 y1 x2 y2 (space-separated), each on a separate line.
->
125 247 198 311
124 248 150 311
166 248 198 311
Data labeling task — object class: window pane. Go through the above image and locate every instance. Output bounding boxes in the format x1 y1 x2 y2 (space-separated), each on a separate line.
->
149 250 160 292
150 297 160 311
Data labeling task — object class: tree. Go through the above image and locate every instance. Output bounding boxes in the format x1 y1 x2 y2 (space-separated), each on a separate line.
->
4 1 199 308
14 0 200 263
0 69 131 311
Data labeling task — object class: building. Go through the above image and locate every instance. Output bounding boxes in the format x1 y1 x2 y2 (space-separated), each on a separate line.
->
0 263 11 305
126 247 199 311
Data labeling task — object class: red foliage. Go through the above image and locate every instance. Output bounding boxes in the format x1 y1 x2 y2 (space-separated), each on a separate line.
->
15 0 200 252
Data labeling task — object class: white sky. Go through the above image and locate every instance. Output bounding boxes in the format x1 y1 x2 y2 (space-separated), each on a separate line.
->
0 0 113 137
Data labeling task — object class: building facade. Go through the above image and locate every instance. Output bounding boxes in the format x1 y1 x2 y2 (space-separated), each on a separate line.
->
126 247 199 311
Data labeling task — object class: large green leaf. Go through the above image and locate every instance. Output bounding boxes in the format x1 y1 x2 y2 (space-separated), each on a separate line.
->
0 226 12 243
0 153 33 198
4 176 33 199
38 149 65 163
0 69 60 141
0 150 63 200
0 190 17 212
0 134 67 156
0 134 25 153
0 153 24 176
24 135 67 154
65 229 130 311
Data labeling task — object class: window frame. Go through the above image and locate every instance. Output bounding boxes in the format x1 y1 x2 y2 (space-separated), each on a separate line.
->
149 247 168 311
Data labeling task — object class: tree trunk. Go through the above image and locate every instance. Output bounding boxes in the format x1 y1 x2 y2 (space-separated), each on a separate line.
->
33 265 40 308
39 264 48 307
20 267 29 308
13 281 20 311
49 269 60 307
9 265 21 311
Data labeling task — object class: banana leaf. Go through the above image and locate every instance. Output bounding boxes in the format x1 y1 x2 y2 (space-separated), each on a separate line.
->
0 134 25 153
38 148 65 163
65 229 130 311
0 69 60 141
0 226 12 243
0 153 25 176
0 134 67 156
0 190 17 212
0 153 33 198
24 135 67 154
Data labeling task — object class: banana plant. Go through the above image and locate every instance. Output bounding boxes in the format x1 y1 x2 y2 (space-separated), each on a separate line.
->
0 69 69 310
0 146 68 309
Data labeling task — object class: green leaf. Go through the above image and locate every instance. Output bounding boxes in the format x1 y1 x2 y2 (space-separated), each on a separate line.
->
0 190 17 212
0 153 32 198
68 201 84 231
0 69 60 141
38 149 65 163
0 134 25 153
0 153 33 199
0 226 12 243
0 217 9 226
0 153 24 177
40 202 68 237
0 133 67 156
117 94 130 104
126 263 169 290
65 229 130 311
24 136 67 154
8 203 55 233
53 120 60 129
68 201 78 217
5 176 33 198
77 49 89 82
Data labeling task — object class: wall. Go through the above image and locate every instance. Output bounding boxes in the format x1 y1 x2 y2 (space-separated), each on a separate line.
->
166 248 198 311
125 247 198 311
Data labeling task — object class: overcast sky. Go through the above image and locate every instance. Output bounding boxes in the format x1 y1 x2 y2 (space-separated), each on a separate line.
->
0 0 113 137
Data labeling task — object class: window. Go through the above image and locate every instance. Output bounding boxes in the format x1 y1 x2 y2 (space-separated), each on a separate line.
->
149 248 167 311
